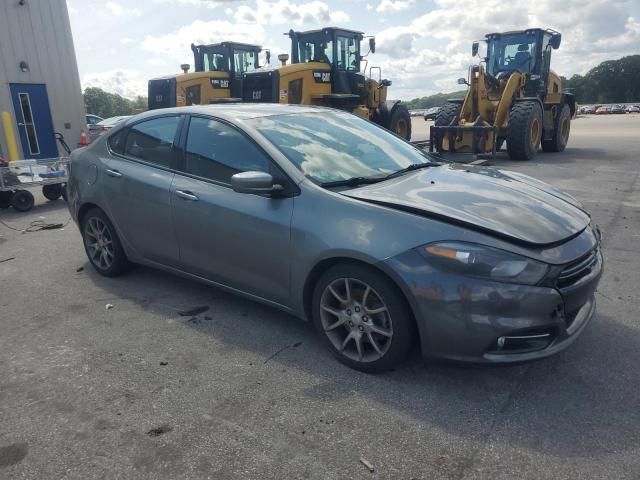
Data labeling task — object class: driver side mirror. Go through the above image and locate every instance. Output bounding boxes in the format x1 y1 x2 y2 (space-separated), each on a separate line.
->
369 37 376 54
471 41 479 57
457 77 470 86
265 49 271 65
549 34 562 49
231 171 283 196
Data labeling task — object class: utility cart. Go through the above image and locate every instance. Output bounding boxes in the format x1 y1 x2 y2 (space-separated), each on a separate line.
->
0 157 69 212
1 132 72 212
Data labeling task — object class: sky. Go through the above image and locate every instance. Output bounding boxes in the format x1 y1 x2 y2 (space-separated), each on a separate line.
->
66 0 640 101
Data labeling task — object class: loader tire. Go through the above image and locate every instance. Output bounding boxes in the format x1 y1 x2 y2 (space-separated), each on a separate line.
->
541 104 571 152
507 101 542 160
389 104 412 140
434 102 460 127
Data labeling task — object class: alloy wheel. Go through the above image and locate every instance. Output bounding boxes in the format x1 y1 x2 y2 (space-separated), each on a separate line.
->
319 277 393 363
84 217 115 270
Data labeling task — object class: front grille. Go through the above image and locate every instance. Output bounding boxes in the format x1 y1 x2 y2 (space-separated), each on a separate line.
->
148 77 176 109
557 248 599 289
242 70 279 103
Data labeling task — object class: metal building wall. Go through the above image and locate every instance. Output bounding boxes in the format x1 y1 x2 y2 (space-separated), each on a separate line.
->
0 0 86 159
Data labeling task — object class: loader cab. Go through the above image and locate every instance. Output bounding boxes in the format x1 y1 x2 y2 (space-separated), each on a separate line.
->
191 42 261 98
484 28 561 97
288 27 367 97
192 42 261 75
148 41 262 110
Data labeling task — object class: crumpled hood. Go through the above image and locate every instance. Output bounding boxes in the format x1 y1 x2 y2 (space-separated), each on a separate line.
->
342 164 590 246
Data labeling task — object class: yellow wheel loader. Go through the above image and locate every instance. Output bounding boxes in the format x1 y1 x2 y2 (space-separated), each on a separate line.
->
148 42 265 109
241 27 412 140
430 28 575 160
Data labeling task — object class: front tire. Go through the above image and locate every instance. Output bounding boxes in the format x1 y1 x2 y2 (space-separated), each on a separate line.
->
0 191 11 209
542 104 571 152
507 101 542 160
82 208 131 277
388 104 412 140
311 263 414 373
11 190 34 212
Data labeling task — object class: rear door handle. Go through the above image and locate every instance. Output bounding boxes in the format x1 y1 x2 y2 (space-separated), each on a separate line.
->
176 190 199 201
105 169 122 178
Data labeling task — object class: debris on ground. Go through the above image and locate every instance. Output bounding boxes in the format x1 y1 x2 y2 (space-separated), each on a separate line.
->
105 303 114 310
159 361 168 366
76 266 84 272
178 305 209 316
360 456 375 473
146 425 172 437
263 341 303 364
0 257 15 264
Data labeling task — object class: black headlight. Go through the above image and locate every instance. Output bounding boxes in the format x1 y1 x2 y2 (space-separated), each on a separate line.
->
419 242 548 285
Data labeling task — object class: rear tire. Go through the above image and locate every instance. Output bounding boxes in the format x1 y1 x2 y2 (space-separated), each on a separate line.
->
42 184 63 201
81 208 131 277
311 263 414 373
541 104 571 152
434 102 461 127
388 104 412 140
11 190 35 212
507 101 542 160
0 191 11 209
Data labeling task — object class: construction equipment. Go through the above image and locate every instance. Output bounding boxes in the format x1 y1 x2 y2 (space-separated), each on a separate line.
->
241 27 412 140
430 28 575 160
148 42 265 109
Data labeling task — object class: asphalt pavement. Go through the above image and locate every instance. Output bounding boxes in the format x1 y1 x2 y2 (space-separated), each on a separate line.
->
1 114 639 479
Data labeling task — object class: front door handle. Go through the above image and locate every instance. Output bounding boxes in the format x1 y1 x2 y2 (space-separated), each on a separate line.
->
176 190 199 202
105 169 122 178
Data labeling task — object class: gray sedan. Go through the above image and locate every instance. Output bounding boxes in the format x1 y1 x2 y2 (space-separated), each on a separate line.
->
67 104 603 372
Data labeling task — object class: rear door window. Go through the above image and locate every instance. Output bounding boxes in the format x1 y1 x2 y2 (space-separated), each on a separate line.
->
107 128 127 155
181 116 271 184
123 116 180 168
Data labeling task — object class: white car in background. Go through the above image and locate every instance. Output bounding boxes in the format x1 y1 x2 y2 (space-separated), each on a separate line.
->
88 116 132 142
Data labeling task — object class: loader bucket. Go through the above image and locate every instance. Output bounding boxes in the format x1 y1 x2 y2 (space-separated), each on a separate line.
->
429 124 498 158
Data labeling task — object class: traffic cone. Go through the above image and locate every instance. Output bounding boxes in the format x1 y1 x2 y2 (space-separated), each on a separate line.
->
80 128 88 146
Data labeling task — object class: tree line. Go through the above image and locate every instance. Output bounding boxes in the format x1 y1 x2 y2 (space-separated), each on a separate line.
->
405 91 465 110
83 87 147 118
405 55 640 109
563 55 640 104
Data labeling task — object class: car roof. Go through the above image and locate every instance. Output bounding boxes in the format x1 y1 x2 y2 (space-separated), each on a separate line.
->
98 115 132 126
127 104 326 124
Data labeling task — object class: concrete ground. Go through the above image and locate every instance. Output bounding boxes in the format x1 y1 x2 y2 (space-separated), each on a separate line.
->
1 114 639 479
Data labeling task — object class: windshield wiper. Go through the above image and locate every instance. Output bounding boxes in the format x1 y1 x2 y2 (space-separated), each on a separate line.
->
320 176 386 188
383 162 437 181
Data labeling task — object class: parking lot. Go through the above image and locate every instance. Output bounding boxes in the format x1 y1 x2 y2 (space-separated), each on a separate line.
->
1 114 639 479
